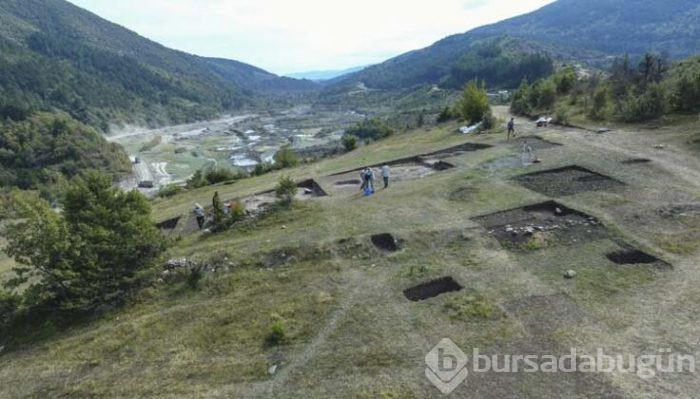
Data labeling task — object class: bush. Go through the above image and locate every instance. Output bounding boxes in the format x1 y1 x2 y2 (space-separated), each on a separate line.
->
480 109 496 131
618 83 669 122
436 106 454 123
554 106 570 125
186 167 246 189
274 145 299 168
157 183 184 198
535 79 557 109
266 321 286 345
253 161 276 176
342 134 357 152
554 66 577 94
205 167 245 185
510 79 533 115
345 119 394 141
275 176 298 207
186 170 207 189
459 80 490 124
589 86 611 120
139 135 162 152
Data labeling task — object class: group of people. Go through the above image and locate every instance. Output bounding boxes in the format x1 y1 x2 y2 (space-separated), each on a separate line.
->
360 165 391 195
193 191 240 230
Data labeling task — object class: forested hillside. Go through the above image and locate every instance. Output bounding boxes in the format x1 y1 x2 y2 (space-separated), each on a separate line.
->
332 0 700 92
0 0 315 130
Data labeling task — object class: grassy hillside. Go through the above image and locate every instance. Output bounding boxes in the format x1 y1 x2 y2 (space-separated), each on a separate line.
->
2 108 699 397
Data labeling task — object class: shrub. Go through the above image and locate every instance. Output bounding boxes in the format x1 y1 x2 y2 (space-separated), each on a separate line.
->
480 109 496 131
275 176 298 207
618 83 669 122
510 79 532 115
205 167 245 184
459 80 490 124
589 86 611 120
274 145 299 169
554 106 570 125
345 119 394 141
253 161 276 176
342 134 357 152
186 169 208 189
139 135 162 152
436 106 454 123
158 183 184 198
266 321 286 345
554 66 577 94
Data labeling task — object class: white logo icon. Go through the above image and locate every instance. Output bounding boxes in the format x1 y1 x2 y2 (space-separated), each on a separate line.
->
425 338 469 394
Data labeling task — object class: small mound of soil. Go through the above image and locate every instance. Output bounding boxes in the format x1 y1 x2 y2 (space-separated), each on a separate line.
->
371 233 399 252
606 249 659 265
622 158 651 165
404 277 463 301
335 179 361 186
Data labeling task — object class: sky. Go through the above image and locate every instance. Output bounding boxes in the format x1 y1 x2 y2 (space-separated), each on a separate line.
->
67 0 556 75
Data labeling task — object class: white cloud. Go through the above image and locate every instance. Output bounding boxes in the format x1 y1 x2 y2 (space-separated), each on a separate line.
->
67 0 556 74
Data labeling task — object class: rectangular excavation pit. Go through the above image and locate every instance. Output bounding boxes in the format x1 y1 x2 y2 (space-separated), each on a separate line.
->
297 179 328 197
421 142 492 159
514 165 625 197
621 158 651 165
328 142 490 178
513 136 562 150
606 247 671 269
155 216 181 233
471 201 608 249
371 233 400 252
404 277 463 301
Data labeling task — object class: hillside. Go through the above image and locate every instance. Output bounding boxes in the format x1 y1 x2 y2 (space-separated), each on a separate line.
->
473 0 700 58
0 0 316 129
332 0 700 91
2 108 700 397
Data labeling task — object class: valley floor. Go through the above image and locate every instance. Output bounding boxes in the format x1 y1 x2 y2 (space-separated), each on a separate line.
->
1 107 700 398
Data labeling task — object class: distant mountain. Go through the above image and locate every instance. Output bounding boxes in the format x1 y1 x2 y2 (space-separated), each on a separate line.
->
0 0 316 129
286 66 367 81
472 0 700 58
331 0 700 91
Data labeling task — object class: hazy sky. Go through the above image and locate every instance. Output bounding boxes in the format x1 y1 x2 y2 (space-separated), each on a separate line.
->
67 0 556 75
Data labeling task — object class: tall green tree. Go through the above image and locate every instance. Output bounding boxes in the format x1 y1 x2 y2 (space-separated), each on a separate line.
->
459 80 490 124
4 172 166 312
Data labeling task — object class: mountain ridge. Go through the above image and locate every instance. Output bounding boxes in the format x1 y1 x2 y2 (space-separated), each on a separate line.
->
331 0 700 91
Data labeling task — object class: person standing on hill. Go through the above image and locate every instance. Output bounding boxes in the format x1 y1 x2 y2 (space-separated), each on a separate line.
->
507 117 516 140
194 204 206 229
368 168 376 193
360 167 369 191
381 165 391 189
